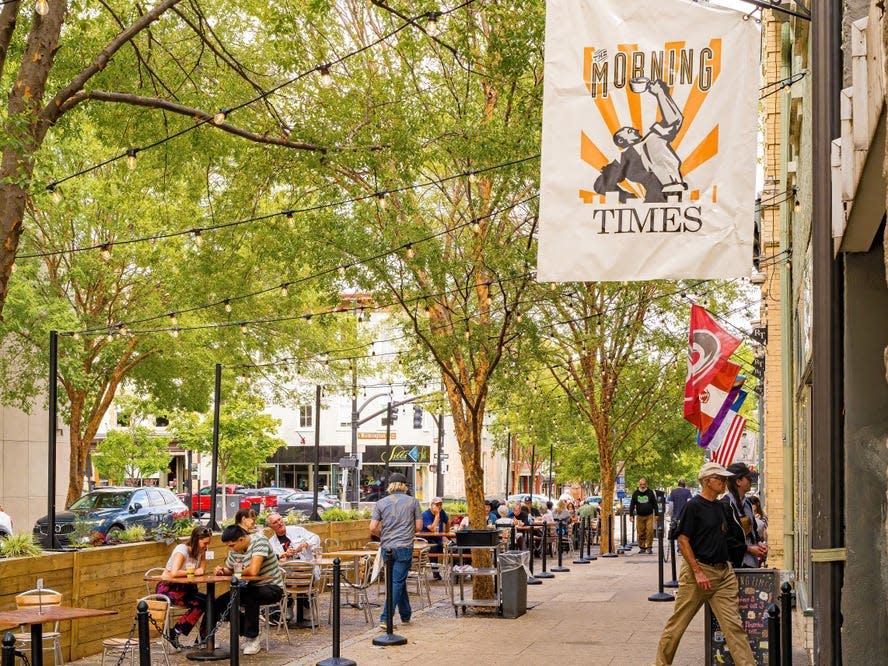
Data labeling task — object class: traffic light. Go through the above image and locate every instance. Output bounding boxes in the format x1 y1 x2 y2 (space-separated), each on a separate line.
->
413 405 423 429
382 403 398 426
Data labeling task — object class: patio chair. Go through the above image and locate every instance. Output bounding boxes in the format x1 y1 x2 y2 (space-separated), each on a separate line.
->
144 567 192 625
13 588 64 666
258 593 291 651
101 594 172 666
283 563 321 633
323 537 340 551
327 553 374 625
406 548 433 608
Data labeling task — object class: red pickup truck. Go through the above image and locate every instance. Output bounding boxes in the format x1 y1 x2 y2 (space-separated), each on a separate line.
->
185 485 277 516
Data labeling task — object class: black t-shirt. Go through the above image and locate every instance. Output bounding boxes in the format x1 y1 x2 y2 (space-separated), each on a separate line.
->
677 494 730 564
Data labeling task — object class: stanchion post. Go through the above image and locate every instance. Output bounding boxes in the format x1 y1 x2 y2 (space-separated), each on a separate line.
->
1 632 15 666
573 517 589 564
372 550 407 646
629 513 637 546
648 517 674 602
780 582 793 664
767 604 781 666
318 558 357 666
537 526 554 578
230 578 240 666
509 525 516 550
527 526 542 584
551 522 570 572
136 600 151 666
584 516 597 561
664 531 679 588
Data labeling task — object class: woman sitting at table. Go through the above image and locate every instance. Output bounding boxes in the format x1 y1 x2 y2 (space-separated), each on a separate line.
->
156 526 212 649
235 508 258 533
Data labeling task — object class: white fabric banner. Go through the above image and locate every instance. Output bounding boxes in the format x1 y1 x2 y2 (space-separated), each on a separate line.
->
537 0 759 282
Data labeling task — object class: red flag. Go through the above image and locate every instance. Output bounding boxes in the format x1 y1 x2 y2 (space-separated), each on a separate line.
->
684 305 742 426
710 414 747 467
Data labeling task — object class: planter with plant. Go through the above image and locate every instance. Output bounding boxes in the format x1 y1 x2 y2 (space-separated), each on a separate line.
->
0 532 43 558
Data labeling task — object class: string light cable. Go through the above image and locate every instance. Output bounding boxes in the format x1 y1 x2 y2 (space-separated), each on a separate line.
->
45 0 480 191
759 70 808 99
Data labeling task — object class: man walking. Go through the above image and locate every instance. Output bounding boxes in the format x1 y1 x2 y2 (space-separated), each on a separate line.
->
370 472 422 629
655 462 755 666
629 478 658 553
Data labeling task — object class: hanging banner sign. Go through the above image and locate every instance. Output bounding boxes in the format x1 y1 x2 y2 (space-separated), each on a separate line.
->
537 0 759 281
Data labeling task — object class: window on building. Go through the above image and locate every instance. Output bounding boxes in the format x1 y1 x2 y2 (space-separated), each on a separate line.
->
299 404 312 428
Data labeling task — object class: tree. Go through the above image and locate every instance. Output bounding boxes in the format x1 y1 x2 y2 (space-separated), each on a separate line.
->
94 426 170 485
169 391 285 491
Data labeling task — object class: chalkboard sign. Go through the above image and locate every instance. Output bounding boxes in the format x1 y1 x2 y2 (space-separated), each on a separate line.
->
704 568 779 666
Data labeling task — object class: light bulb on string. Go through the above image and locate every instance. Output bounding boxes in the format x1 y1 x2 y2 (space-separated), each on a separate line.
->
47 184 62 204
304 314 313 324
100 244 112 261
72 332 81 341
224 300 232 313
125 149 138 170
467 170 477 185
318 64 333 88
471 221 481 234
376 192 387 209
191 229 203 245
35 0 49 16
280 283 289 297
169 328 179 338
426 11 441 36
169 313 178 327
212 109 227 125
338 265 346 277
794 190 800 212
284 210 295 227
240 322 248 334
405 244 415 259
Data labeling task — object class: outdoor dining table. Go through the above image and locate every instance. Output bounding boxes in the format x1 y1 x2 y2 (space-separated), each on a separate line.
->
0 605 117 666
149 573 265 661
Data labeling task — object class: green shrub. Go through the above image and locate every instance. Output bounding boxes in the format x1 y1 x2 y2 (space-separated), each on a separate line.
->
119 525 148 543
70 517 96 546
442 501 467 514
284 509 308 525
321 508 370 522
0 532 43 558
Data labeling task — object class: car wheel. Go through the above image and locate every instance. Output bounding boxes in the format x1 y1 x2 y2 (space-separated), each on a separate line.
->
106 525 125 541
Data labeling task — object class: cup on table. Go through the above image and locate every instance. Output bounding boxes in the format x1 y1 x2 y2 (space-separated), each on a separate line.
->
185 564 196 579
233 561 244 579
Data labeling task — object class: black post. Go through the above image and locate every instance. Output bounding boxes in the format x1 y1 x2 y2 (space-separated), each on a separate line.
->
584 516 597 561
768 604 782 666
551 523 569 572
780 582 793 664
209 363 222 531
629 512 637 547
1 632 15 666
317 558 357 666
648 515 673 602
537 526 554 578
601 515 618 558
230 578 240 666
136 600 151 666
573 517 588 564
509 524 516 550
505 432 511 498
311 385 323 521
373 550 407 646
435 401 445 497
548 442 554 499
527 525 541 585
664 532 679 588
185 450 193 513
621 512 628 549
384 403 393 485
47 330 58 549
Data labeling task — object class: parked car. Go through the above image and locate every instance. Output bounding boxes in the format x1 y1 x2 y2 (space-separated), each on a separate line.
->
0 507 12 539
276 492 340 516
33 487 189 547
505 493 553 506
187 485 277 517
584 495 603 508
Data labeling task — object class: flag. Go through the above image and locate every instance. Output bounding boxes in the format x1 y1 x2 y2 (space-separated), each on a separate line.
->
709 410 747 467
684 304 742 427
699 376 746 447
693 360 741 434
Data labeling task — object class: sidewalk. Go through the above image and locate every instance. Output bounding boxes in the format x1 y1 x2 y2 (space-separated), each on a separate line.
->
294 549 702 666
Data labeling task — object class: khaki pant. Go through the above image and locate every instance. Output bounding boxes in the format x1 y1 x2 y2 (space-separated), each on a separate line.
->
655 561 755 666
636 513 655 549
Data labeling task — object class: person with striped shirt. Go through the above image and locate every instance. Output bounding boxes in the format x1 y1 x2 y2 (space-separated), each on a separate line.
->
213 524 284 655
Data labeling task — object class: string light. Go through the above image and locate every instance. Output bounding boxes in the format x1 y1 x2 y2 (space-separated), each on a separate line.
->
793 188 800 212
99 244 112 261
284 210 295 227
224 300 232 313
169 328 179 338
405 244 416 259
169 313 178 327
191 229 203 245
212 110 227 125
280 283 289 297
126 149 138 170
426 11 442 36
376 192 387 209
471 221 481 234
35 0 49 16
338 265 347 277
240 322 248 333
72 332 80 341
318 64 333 88
47 184 62 204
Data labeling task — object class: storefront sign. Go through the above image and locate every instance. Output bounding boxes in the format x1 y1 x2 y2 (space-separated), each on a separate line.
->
362 444 430 464
357 432 398 440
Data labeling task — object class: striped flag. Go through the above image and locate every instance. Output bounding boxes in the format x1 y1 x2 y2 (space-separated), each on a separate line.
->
707 389 748 466
692 360 741 435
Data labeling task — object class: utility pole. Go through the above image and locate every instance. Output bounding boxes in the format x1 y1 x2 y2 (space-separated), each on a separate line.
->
350 360 359 508
505 431 511 498
436 411 445 498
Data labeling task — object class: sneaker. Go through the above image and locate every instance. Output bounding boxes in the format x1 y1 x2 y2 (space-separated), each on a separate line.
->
243 636 261 655
168 630 182 654
379 620 397 630
401 617 411 625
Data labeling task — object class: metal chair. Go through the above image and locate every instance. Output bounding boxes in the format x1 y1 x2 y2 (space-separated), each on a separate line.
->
283 563 320 633
13 588 63 666
327 553 374 625
258 592 291 651
406 547 433 608
101 594 172 666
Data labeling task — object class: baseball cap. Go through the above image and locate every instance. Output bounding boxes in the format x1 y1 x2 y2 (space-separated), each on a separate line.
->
698 461 734 481
387 473 408 484
431 497 443 505
523 495 532 502
727 462 759 482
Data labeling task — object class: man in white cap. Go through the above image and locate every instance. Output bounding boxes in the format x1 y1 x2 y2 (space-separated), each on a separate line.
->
654 462 755 666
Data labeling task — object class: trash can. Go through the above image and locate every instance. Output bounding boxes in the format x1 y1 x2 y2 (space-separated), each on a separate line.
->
499 550 529 618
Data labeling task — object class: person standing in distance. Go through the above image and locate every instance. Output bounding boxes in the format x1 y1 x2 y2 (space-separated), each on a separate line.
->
370 472 422 629
655 462 755 666
629 478 659 554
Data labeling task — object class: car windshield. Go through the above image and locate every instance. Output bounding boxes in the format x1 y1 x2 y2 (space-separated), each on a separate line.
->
69 492 130 511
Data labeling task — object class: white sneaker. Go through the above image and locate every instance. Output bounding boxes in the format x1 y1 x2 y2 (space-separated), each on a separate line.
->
243 636 261 655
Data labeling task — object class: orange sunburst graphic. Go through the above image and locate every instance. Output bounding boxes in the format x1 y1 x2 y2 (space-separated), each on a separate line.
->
580 38 722 204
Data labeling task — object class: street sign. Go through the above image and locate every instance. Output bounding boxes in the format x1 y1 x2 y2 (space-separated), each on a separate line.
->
617 490 627 500
338 457 359 469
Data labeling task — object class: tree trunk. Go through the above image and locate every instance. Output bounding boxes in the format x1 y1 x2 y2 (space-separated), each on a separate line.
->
598 445 615 554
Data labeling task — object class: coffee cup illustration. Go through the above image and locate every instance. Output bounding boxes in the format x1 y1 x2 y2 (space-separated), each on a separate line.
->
629 77 650 93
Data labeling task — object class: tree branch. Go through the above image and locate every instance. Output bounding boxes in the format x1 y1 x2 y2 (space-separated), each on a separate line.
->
0 0 20 82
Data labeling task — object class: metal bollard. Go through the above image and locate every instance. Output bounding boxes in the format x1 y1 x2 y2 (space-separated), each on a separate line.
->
586 516 596 560
136 600 151 666
573 517 589 564
648 513 673 602
619 512 628 552
527 526 542 584
1 632 15 666
601 514 618 558
767 604 781 666
317 558 357 665
664 532 679 588
230 577 240 666
780 582 793 664
372 550 407 646
536 526 554 578
551 523 570 572
509 525 516 550
629 514 637 546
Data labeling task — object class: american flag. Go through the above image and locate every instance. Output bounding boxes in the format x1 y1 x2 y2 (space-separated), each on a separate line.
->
709 413 747 467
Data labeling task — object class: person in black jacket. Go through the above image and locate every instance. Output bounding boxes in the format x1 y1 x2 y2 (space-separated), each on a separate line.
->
629 478 659 554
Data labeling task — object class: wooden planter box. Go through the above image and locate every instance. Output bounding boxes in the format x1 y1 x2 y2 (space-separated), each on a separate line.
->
0 519 370 661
